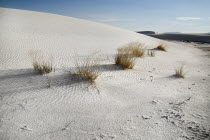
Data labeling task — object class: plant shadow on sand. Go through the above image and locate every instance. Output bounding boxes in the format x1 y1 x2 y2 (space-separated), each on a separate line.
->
153 75 186 81
0 69 87 95
0 64 121 95
71 64 124 72
0 69 48 95
0 69 39 81
149 48 165 52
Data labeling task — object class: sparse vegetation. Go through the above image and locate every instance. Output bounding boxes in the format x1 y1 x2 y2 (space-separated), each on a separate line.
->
147 50 156 57
115 53 135 69
70 53 101 84
175 65 186 78
156 43 167 52
115 42 147 69
118 42 146 57
32 60 53 75
30 50 54 75
32 61 40 71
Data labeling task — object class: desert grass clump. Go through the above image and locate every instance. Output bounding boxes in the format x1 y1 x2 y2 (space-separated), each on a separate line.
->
118 42 146 57
41 62 53 74
71 53 101 84
32 60 53 75
74 68 98 83
156 43 167 52
175 65 186 78
115 53 135 69
147 50 156 57
30 51 54 75
32 61 40 71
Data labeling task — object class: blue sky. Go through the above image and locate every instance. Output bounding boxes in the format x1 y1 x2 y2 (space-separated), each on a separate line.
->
0 0 210 33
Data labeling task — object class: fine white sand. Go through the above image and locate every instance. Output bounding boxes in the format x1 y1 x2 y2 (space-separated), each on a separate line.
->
0 8 210 140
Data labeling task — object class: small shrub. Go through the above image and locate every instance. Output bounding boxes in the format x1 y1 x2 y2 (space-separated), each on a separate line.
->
32 61 41 71
32 61 53 75
147 50 156 57
156 44 167 52
175 65 186 78
30 50 54 75
73 68 98 83
41 62 53 74
118 42 146 57
70 54 101 84
115 53 135 69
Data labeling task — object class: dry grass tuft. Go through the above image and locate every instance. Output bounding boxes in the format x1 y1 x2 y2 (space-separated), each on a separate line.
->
115 53 135 69
41 62 53 74
115 42 147 69
70 53 101 84
73 68 98 83
30 51 53 75
32 61 40 71
118 42 146 57
32 60 53 75
147 50 156 57
156 43 167 52
175 65 186 78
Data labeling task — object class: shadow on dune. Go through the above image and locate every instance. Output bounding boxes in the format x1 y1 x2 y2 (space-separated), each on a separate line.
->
148 48 162 51
0 69 82 95
0 69 47 95
71 64 123 72
0 69 39 81
167 75 185 79
0 63 134 95
0 66 109 95
152 75 184 81
50 73 88 86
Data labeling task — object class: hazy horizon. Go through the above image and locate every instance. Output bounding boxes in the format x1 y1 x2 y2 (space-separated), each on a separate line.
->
0 0 210 33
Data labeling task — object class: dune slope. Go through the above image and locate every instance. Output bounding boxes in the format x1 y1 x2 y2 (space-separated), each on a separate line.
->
0 8 210 140
0 8 159 69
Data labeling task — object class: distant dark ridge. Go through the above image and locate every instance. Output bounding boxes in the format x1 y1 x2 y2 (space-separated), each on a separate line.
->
137 32 210 43
163 32 181 34
137 31 156 35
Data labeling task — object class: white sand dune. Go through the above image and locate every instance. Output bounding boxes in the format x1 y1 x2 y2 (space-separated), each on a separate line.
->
0 8 210 140
0 8 159 70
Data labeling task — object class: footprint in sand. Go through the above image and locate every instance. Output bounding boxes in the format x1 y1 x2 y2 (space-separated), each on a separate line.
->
19 126 32 131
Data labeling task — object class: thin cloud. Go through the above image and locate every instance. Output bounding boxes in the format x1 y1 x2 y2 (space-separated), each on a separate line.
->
176 17 201 20
87 15 137 24
97 18 119 22
86 15 120 23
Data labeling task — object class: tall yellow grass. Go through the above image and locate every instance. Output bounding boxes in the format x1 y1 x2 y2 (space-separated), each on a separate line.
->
118 42 146 57
115 53 135 69
71 53 102 84
115 42 144 69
